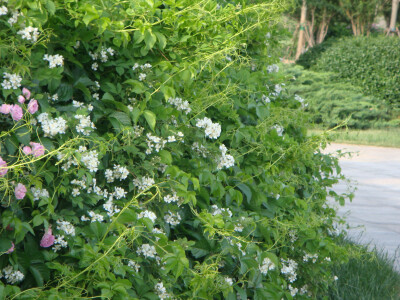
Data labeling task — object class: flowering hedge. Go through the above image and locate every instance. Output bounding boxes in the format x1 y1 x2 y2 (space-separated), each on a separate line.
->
0 0 348 299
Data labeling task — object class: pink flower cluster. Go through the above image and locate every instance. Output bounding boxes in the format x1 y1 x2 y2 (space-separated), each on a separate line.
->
0 88 38 121
23 142 45 157
0 156 7 177
40 227 55 248
15 183 27 200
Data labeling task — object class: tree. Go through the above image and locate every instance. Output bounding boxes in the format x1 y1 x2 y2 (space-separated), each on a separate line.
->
339 0 385 35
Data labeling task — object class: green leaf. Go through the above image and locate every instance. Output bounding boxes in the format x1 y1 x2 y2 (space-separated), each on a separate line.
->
159 150 172 164
144 29 157 50
109 112 131 126
155 32 167 49
143 110 156 131
32 215 44 227
123 79 147 94
45 0 56 15
15 127 31 145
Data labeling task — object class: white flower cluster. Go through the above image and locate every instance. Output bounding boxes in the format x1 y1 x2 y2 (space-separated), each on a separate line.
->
155 282 171 300
281 258 298 283
43 54 64 68
81 211 104 222
1 266 24 284
288 230 298 243
105 164 129 183
262 94 271 104
234 224 244 232
138 210 157 223
132 62 152 71
145 131 183 155
103 199 120 217
164 211 181 226
295 94 308 108
196 117 221 139
17 26 39 42
89 47 115 63
0 6 7 16
56 220 76 236
288 284 298 297
191 142 208 157
37 113 68 137
75 115 96 136
137 244 157 258
8 10 19 25
271 124 284 137
78 146 99 173
267 64 279 73
127 260 140 272
138 73 146 81
133 176 155 192
51 93 58 101
113 187 127 199
167 97 191 114
31 187 49 200
211 205 232 217
1 72 22 89
217 144 234 170
163 192 179 204
303 252 318 263
52 235 68 252
259 257 275 275
224 277 233 286
71 178 86 197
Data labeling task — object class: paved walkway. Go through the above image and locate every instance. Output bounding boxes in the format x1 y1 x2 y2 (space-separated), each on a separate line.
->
324 143 400 270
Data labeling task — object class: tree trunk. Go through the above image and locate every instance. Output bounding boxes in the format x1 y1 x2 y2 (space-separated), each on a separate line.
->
316 8 332 44
296 0 307 60
389 0 399 35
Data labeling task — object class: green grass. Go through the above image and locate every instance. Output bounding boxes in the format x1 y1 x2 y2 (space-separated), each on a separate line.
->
328 236 400 300
309 129 400 148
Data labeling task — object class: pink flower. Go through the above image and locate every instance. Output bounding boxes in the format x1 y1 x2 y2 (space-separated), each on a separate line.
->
22 88 31 99
0 104 11 114
10 105 23 121
40 227 55 248
30 142 45 157
15 183 27 200
27 99 38 114
18 95 25 104
22 146 32 155
6 242 15 254
0 157 7 177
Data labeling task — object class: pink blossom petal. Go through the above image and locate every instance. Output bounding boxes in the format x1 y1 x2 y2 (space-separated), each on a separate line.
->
22 146 32 155
40 227 55 248
0 104 12 114
22 88 31 99
18 95 25 104
27 99 38 114
29 142 45 157
10 105 23 121
0 156 7 177
6 242 15 254
15 183 27 200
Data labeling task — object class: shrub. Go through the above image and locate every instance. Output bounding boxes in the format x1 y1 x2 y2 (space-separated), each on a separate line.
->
0 0 349 299
301 36 400 109
282 65 392 129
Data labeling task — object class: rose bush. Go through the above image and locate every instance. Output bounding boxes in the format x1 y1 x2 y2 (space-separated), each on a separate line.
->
0 0 349 299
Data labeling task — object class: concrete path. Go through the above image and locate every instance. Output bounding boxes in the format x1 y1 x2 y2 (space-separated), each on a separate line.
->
324 143 400 270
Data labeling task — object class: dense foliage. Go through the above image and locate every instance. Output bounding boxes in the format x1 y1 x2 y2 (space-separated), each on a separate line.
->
0 0 349 299
298 36 400 110
283 65 395 129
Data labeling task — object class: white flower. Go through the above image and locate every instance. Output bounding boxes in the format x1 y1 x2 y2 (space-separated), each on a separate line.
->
288 284 298 297
17 26 39 42
1 72 22 90
138 73 147 81
88 211 104 222
92 62 98 71
7 10 19 25
0 6 8 15
75 114 95 136
31 187 49 201
52 235 68 252
56 220 75 236
234 224 243 232
137 244 157 258
267 64 279 73
127 260 140 272
43 54 64 68
155 282 170 300
224 277 233 286
105 169 114 183
71 188 80 197
217 144 235 170
113 187 127 199
133 176 155 192
271 124 284 136
259 257 275 275
37 113 68 137
164 211 181 226
211 205 232 217
281 258 297 283
196 117 221 139
103 200 120 217
138 210 157 223
2 266 24 284
163 192 179 203
80 149 99 172
132 63 139 71
92 93 99 100
51 93 58 101
167 97 191 114
113 164 129 180
262 94 271 104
